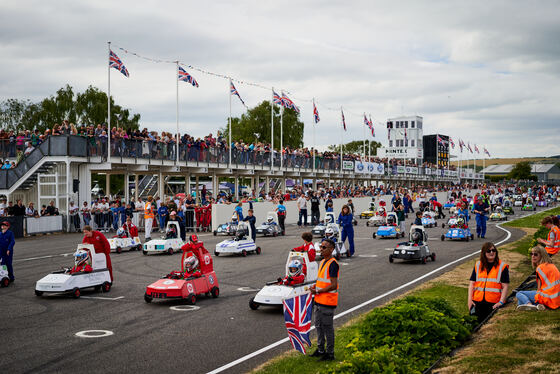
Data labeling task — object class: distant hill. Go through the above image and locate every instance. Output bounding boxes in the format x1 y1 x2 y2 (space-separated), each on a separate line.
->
451 156 559 167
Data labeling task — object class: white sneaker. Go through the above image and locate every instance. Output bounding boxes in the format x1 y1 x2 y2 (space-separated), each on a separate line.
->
517 304 538 311
537 304 546 311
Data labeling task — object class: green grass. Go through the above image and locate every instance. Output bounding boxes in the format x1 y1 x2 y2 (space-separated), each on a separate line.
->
412 283 468 314
503 206 560 228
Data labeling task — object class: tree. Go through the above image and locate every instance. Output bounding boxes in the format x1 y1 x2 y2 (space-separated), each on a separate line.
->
508 161 533 180
75 86 140 130
328 139 382 155
221 101 304 148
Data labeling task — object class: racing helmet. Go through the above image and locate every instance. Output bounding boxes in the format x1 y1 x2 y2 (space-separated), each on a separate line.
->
288 260 303 277
231 214 238 222
325 228 334 238
74 249 89 267
184 255 199 273
166 225 177 238
411 231 421 243
267 215 274 223
387 215 396 225
325 215 333 223
236 227 247 239
457 217 465 226
189 234 198 243
116 227 125 237
377 207 384 214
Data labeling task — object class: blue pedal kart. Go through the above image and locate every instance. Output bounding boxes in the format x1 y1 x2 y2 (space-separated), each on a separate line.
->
373 212 404 239
441 215 474 242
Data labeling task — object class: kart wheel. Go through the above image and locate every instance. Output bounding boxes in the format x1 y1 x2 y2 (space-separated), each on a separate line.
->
144 293 152 303
188 294 196 305
389 255 394 263
136 245 142 251
372 233 376 239
1 277 9 287
168 248 173 255
335 252 341 261
102 282 111 293
34 289 43 296
256 247 261 255
213 231 217 236
241 250 247 257
273 232 278 237
366 222 370 227
214 251 219 257
421 256 427 265
471 235 474 240
72 288 81 299
431 253 436 262
466 235 470 242
211 286 219 298
440 235 444 241
142 250 148 256
116 246 122 254
249 297 260 310
442 223 445 228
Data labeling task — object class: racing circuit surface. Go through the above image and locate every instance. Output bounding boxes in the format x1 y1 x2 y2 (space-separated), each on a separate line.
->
1 209 533 374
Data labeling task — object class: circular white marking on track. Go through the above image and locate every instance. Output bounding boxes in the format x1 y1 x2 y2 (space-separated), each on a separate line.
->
237 287 260 292
75 330 114 338
339 262 350 266
169 305 200 312
358 254 378 258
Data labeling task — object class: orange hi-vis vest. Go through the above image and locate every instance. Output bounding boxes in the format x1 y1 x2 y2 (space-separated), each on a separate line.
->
535 263 560 309
545 226 560 255
315 257 339 307
473 260 508 303
144 202 154 220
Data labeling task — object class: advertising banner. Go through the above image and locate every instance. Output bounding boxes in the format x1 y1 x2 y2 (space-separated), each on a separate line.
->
397 166 406 174
343 160 354 171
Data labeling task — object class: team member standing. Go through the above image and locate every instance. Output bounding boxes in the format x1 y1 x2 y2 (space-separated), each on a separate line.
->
297 193 308 226
310 192 320 226
337 205 355 257
276 200 287 235
517 245 560 310
467 242 509 322
473 196 490 238
82 225 113 282
144 195 155 241
0 221 15 283
243 209 257 242
309 239 339 361
537 216 560 256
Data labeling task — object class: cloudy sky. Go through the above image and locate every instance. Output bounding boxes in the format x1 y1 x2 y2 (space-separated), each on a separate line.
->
1 1 560 158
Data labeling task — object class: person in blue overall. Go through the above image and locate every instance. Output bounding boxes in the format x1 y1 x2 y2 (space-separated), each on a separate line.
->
473 196 490 238
158 204 169 230
0 221 16 282
111 203 120 231
337 205 355 257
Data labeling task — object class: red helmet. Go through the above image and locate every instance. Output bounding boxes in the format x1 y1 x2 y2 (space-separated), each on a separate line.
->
1 221 10 228
189 234 198 243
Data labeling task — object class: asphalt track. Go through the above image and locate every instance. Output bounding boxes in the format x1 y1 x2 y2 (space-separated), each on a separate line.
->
1 208 535 374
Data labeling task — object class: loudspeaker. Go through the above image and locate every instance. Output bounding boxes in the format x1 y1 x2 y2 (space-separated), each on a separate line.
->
73 179 80 193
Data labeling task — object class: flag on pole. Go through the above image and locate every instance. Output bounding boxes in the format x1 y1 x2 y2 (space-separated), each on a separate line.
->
467 142 473 153
369 115 375 137
273 90 283 105
363 114 369 127
484 147 491 157
437 135 446 145
341 109 346 131
449 137 455 149
313 102 320 123
109 50 129 77
474 144 480 153
282 293 314 354
230 81 246 107
178 66 199 87
281 92 300 113
459 139 465 152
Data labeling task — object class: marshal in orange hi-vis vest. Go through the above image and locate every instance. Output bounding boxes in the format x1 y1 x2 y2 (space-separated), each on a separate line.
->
315 258 339 307
535 263 560 309
545 226 560 255
473 260 508 303
144 202 154 220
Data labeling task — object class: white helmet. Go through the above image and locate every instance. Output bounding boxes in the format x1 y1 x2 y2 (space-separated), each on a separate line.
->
288 260 303 277
325 215 333 223
184 255 199 273
325 228 334 237
267 215 274 223
116 228 125 237
231 215 238 222
74 249 89 267
387 215 396 225
457 217 465 226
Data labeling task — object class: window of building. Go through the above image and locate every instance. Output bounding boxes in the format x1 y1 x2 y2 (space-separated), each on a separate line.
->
404 121 408 128
389 140 393 147
396 121 400 128
411 139 415 147
418 139 422 147
411 121 415 128
418 121 422 129
405 140 408 147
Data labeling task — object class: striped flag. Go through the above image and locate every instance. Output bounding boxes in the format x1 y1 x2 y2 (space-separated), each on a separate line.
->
273 90 283 105
369 115 375 137
230 81 246 107
282 92 300 113
313 103 320 123
467 142 473 153
474 144 480 153
341 109 346 131
178 66 199 87
283 293 313 354
109 50 129 77
484 147 491 157
437 135 446 145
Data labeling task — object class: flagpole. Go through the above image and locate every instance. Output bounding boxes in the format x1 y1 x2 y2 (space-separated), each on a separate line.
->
340 107 343 175
271 88 274 171
228 78 232 168
436 133 439 177
176 61 179 163
280 98 284 169
312 98 316 173
483 147 486 180
107 41 111 164
362 113 366 162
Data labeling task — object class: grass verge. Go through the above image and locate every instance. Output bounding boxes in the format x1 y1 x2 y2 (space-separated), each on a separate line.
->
503 206 560 228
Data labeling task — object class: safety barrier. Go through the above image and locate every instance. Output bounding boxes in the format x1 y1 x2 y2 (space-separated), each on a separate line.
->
25 215 64 235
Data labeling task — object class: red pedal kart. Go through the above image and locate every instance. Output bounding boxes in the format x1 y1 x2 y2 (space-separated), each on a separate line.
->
144 237 219 305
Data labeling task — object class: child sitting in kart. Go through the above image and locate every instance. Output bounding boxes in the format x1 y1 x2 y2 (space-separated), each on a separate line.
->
114 227 128 239
292 232 316 261
182 253 202 279
386 214 397 226
69 249 93 274
451 217 468 229
276 260 305 286
165 225 178 239
123 217 139 238
410 230 424 246
323 228 337 243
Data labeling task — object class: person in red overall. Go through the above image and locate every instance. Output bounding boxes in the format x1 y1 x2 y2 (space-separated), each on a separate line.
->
277 259 305 286
70 248 93 274
82 225 113 282
292 232 316 261
122 217 139 237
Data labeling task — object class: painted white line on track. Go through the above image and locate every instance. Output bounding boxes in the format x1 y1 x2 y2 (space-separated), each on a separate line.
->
358 254 378 258
75 330 114 338
237 287 260 292
81 296 124 301
207 220 516 374
14 253 74 263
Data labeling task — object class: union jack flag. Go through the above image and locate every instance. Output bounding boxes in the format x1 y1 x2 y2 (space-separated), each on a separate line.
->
313 103 320 123
449 137 455 149
341 109 346 131
282 92 300 113
363 114 370 127
437 135 446 145
273 90 283 106
283 293 314 354
230 81 246 107
459 138 465 152
369 115 375 137
474 144 480 153
484 147 491 157
109 50 129 77
178 66 199 87
467 142 473 153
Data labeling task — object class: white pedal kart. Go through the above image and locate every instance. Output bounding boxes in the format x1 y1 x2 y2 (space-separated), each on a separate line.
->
143 221 184 255
421 211 437 228
35 244 112 298
249 250 318 310
215 222 261 257
366 208 387 227
255 211 283 237
108 232 142 254
311 212 340 237
314 238 348 260
0 260 9 287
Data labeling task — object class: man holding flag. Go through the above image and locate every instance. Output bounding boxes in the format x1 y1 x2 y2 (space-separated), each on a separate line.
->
309 238 339 361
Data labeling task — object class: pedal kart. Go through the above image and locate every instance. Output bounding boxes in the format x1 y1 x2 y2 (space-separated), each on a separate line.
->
143 221 184 255
373 212 404 239
441 215 474 241
314 240 348 260
255 211 283 237
443 200 455 209
35 244 112 298
513 195 523 207
108 229 142 253
0 260 9 287
441 215 458 228
421 211 437 228
359 202 376 219
249 250 318 310
521 197 536 211
311 212 337 237
366 207 387 227
213 217 238 236
502 199 514 215
144 241 219 305
537 199 548 207
215 222 261 257
490 206 508 221
390 225 434 264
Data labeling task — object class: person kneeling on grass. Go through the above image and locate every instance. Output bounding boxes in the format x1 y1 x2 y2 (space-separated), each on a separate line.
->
517 245 560 311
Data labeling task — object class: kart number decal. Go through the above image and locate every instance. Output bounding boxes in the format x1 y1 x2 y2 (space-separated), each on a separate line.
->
209 275 214 284
204 255 211 265
187 283 194 293
163 280 175 285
